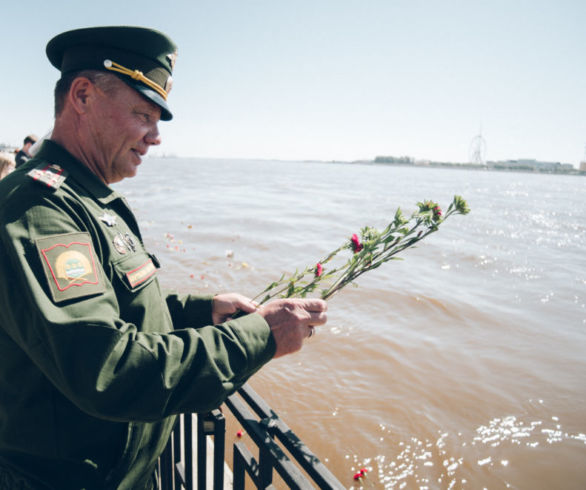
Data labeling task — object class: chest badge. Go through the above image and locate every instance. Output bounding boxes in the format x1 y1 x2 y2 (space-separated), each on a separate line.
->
99 212 117 227
113 233 128 255
124 233 137 252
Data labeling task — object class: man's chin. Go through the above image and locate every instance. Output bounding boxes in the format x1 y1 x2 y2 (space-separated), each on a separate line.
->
107 166 139 185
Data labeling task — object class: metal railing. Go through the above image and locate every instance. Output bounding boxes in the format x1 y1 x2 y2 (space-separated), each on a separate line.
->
159 384 344 489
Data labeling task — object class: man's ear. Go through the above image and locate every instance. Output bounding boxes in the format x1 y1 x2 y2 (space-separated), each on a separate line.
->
68 77 97 115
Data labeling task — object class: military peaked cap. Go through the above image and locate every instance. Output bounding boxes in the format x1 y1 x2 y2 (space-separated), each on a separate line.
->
46 26 177 121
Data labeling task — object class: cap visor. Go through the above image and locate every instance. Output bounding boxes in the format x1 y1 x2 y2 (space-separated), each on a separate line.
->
127 80 173 121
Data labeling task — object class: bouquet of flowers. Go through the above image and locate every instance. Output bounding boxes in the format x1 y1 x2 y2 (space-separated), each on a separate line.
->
252 195 469 303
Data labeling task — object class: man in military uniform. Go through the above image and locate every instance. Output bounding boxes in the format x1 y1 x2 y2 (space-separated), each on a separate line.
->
0 26 327 490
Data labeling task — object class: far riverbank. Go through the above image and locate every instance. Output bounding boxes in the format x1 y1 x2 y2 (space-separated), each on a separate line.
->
318 158 586 176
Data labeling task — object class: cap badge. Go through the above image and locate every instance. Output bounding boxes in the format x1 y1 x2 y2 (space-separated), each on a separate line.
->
165 76 173 94
166 50 178 70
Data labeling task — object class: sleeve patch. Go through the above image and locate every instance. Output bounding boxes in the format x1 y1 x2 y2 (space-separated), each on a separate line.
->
126 259 156 288
36 232 106 303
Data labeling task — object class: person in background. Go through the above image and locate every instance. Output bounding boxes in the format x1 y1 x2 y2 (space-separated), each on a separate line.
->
0 26 327 490
14 134 38 167
28 130 52 158
0 152 15 179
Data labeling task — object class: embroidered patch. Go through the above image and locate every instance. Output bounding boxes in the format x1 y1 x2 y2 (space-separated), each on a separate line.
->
27 163 68 189
126 259 156 288
36 232 105 303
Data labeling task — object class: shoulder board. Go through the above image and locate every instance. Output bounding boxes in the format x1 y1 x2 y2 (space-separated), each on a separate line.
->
27 163 68 190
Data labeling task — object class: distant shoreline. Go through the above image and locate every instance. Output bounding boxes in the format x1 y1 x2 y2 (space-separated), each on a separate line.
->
148 154 586 176
319 159 586 176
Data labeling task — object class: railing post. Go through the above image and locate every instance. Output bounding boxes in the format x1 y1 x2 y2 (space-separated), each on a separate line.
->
160 431 174 490
213 413 225 488
258 444 274 488
197 413 209 490
160 384 344 489
184 414 194 489
173 420 182 490
197 410 226 490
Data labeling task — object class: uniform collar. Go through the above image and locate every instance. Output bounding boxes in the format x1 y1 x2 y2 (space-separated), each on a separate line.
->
35 140 123 205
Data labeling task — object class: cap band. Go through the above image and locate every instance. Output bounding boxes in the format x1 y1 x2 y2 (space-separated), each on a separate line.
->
46 26 177 120
103 59 168 100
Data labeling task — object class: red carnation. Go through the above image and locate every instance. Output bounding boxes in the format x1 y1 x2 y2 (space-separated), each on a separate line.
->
351 233 363 253
315 262 323 277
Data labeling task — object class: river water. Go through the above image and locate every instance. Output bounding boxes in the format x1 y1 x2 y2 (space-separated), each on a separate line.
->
116 159 586 489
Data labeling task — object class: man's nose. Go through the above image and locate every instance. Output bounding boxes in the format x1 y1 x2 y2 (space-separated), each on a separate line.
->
145 125 161 146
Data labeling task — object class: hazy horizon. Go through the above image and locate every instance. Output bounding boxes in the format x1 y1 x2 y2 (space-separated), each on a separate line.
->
2 1 585 167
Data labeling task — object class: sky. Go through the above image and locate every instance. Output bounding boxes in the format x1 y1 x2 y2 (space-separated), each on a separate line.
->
2 0 586 166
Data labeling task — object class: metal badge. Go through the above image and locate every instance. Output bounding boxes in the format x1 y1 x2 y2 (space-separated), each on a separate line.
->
167 50 178 70
124 233 137 252
113 233 128 255
99 212 117 227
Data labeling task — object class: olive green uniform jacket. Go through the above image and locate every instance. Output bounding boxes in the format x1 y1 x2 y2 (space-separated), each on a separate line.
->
0 141 276 489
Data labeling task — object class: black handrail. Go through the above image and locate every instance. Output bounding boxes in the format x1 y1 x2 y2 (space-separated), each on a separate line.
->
159 384 344 489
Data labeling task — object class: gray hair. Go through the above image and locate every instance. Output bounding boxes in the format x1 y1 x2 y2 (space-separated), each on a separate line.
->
54 70 120 117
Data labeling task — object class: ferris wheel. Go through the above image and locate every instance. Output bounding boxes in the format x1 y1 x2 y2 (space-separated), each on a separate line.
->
469 131 487 165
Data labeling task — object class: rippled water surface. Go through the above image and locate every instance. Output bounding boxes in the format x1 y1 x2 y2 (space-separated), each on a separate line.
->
116 159 586 489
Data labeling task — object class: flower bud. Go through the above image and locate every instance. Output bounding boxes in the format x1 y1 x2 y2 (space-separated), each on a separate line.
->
315 263 323 277
351 233 363 253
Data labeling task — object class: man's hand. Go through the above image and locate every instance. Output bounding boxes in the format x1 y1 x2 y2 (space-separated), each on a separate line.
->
212 293 258 324
256 298 327 358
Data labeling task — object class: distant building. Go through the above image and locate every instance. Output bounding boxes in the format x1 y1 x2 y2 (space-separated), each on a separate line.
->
580 161 586 172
